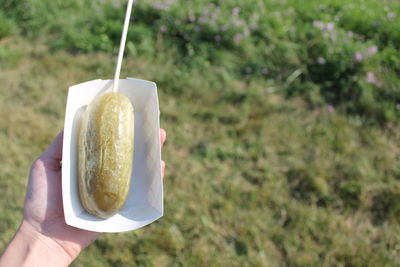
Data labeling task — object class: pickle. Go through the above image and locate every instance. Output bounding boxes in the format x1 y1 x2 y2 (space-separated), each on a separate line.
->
78 92 134 218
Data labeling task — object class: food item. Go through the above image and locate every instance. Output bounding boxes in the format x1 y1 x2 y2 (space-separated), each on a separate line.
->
78 92 134 218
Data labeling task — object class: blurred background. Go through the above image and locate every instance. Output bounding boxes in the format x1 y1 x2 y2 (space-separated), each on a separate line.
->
1 0 399 266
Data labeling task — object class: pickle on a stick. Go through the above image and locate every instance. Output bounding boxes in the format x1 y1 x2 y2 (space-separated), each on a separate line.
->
78 92 134 219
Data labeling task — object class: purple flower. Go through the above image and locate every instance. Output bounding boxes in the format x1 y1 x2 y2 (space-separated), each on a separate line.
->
388 12 396 20
327 105 335 113
354 52 364 62
233 19 244 27
214 35 221 42
325 22 334 32
313 21 324 29
233 33 242 44
313 21 335 33
198 17 208 24
317 57 326 64
245 67 252 73
366 72 379 85
160 25 167 32
153 2 169 11
232 7 241 17
188 10 196 22
243 29 251 36
366 46 378 56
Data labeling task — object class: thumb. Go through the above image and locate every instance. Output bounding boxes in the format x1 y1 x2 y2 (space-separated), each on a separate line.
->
40 131 64 169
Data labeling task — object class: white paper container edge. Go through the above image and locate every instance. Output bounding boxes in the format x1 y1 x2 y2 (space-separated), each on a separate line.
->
62 78 163 233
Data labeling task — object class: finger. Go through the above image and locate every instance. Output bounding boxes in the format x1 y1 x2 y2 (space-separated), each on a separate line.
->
161 160 165 179
160 128 167 146
40 131 64 169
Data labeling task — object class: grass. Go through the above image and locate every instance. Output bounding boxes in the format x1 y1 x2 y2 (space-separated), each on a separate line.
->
1 0 400 266
4 0 399 123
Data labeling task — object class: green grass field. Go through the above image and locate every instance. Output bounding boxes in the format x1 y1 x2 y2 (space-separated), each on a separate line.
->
1 0 400 266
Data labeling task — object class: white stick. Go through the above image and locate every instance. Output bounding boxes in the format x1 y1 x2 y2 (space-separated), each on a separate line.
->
113 0 134 93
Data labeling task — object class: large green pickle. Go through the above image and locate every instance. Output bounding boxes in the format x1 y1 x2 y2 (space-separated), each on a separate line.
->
78 92 134 219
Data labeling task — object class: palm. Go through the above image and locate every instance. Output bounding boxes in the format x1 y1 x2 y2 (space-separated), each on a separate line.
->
23 132 99 257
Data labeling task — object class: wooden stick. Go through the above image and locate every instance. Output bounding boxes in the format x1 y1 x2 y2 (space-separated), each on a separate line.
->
113 0 134 93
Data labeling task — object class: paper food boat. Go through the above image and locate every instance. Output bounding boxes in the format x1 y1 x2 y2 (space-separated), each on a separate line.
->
62 78 163 232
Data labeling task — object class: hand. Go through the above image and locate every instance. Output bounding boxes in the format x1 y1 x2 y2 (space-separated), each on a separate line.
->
0 129 167 266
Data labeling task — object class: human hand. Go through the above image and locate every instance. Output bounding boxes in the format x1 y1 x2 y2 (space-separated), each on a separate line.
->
0 129 167 266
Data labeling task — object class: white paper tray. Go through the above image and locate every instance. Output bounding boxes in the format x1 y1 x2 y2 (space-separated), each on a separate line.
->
62 78 163 232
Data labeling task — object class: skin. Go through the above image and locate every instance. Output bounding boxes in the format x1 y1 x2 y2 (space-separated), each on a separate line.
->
79 93 135 218
0 129 167 267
